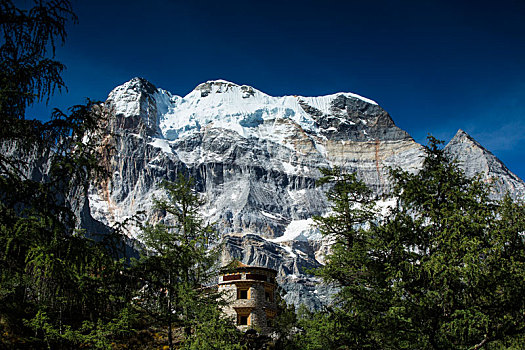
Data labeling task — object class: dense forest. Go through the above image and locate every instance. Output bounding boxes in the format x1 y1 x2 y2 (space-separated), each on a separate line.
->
1 1 524 349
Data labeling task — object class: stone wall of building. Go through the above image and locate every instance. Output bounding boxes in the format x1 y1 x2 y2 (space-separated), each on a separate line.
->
218 265 277 335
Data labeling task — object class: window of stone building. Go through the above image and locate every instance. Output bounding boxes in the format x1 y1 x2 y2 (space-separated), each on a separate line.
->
246 273 267 281
223 274 241 281
237 287 250 299
238 314 250 325
265 289 273 302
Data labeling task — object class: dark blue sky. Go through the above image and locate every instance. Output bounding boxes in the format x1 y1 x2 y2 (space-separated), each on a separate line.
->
27 0 525 179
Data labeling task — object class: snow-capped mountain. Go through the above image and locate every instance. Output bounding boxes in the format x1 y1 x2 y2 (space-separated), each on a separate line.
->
108 77 402 142
84 77 525 308
95 77 423 236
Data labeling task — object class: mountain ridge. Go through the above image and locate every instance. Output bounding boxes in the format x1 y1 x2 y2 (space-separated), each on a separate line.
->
108 77 408 143
85 77 525 308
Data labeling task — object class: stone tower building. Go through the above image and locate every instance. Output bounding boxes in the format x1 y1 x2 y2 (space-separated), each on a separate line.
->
218 262 278 334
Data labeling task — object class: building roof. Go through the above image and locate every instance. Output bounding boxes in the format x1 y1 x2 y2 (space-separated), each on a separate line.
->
221 260 277 274
233 260 250 268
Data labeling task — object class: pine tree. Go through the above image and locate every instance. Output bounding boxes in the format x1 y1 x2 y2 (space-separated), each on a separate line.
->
135 174 241 350
1 2 138 348
311 167 381 349
311 137 525 349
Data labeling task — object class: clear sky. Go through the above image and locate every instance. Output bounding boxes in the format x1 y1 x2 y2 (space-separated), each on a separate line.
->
26 0 525 180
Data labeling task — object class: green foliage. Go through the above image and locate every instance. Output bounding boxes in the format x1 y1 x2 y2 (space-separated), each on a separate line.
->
271 288 299 350
310 167 383 349
135 174 240 350
0 1 140 348
313 166 378 288
24 307 136 349
181 302 244 350
294 306 347 350
0 1 245 349
0 0 76 120
309 137 525 349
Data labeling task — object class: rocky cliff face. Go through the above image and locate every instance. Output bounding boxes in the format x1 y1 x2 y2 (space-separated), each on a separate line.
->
84 77 525 308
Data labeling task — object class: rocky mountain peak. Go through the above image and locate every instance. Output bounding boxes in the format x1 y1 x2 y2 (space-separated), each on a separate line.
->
445 129 525 198
111 77 158 97
194 79 237 90
446 128 493 160
191 79 259 100
449 128 478 145
105 77 161 136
